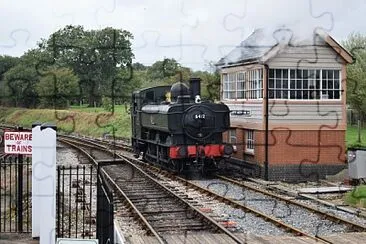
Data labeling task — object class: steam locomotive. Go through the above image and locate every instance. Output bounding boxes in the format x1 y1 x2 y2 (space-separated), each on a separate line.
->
131 78 233 174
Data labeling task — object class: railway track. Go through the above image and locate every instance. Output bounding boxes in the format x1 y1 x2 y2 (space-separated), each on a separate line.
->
58 135 332 241
121 157 336 243
59 137 243 244
2 125 366 243
248 178 366 219
60 135 333 243
59 135 366 237
216 176 366 232
81 135 366 221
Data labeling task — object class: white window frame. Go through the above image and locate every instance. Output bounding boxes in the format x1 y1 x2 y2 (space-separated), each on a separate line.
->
246 69 263 100
227 73 236 99
222 69 263 101
237 72 246 99
228 129 237 152
222 73 229 99
229 129 237 144
268 68 341 100
245 130 254 154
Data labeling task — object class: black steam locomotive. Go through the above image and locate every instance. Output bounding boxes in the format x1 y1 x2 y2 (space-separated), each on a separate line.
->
131 78 233 174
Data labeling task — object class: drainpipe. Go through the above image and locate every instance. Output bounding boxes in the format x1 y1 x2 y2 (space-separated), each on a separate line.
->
264 64 269 181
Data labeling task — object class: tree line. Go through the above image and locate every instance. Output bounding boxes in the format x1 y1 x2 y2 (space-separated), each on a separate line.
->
343 33 366 124
0 25 220 109
1 25 364 117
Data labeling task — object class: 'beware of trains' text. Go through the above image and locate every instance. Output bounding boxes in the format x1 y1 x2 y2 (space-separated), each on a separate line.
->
4 131 32 154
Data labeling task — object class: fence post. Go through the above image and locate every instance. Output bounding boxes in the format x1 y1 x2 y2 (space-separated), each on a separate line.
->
32 122 42 238
96 165 101 241
17 126 23 233
38 123 57 244
56 166 61 237
109 189 114 244
358 119 362 143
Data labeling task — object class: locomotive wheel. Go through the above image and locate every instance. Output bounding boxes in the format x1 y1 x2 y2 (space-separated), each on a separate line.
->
178 160 185 173
201 164 211 177
201 159 217 177
169 159 183 173
168 159 176 173
201 164 207 176
169 159 182 174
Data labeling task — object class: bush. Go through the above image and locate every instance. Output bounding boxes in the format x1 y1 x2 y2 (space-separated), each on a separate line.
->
102 96 113 112
344 185 366 207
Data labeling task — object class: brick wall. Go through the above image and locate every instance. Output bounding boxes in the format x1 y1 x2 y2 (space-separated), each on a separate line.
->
224 129 347 181
223 128 245 160
266 164 347 182
254 129 346 165
225 157 347 182
234 128 244 159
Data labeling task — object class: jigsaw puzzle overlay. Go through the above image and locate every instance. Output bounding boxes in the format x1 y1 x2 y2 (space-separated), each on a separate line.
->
1 0 365 242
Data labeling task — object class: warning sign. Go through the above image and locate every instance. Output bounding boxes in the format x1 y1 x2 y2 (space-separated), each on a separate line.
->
4 131 32 154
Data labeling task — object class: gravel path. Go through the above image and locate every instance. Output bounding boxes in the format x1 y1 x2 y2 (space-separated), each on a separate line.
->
192 179 350 236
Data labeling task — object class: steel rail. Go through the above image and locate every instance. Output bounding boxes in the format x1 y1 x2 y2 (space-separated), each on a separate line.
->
58 138 166 244
299 193 366 218
59 137 244 244
249 178 366 219
58 135 342 243
120 155 331 244
218 175 366 233
58 134 132 152
115 154 244 244
54 133 366 223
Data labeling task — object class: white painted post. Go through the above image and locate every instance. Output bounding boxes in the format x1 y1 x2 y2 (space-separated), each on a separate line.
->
31 122 42 238
38 123 57 244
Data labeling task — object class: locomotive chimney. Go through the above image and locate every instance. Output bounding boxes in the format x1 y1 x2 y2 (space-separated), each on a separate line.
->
189 77 201 98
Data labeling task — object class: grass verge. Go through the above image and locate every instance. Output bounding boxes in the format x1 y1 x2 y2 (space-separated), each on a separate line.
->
346 125 366 148
1 106 366 145
0 106 131 139
344 185 366 208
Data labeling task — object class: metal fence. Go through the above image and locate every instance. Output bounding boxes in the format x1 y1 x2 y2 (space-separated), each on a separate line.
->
348 109 365 126
0 155 115 241
56 164 115 242
96 167 114 244
56 165 97 239
0 156 32 233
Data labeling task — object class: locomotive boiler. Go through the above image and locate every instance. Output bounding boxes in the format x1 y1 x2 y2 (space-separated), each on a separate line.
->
131 78 233 174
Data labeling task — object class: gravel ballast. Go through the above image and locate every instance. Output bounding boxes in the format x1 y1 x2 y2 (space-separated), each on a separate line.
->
192 179 350 236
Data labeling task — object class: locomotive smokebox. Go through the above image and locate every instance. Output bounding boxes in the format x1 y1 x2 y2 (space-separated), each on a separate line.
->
189 77 201 98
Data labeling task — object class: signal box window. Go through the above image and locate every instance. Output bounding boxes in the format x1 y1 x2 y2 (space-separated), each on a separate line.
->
268 69 340 100
245 130 254 154
228 129 237 152
222 69 263 100
229 129 237 144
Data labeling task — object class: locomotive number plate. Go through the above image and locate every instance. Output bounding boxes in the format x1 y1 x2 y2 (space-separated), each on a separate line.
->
194 114 206 119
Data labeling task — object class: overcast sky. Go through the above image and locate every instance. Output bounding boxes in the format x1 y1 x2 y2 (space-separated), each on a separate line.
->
1 0 365 70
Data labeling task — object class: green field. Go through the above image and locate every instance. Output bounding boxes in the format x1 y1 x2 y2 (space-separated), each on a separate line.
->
346 125 366 148
69 104 129 114
1 106 366 146
0 105 131 138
